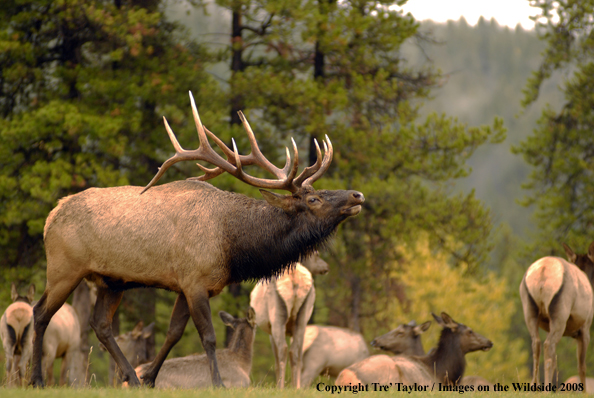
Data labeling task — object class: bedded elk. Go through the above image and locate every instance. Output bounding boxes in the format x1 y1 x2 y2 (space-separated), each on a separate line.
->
1 284 82 386
335 312 492 386
300 325 369 387
108 321 155 386
131 308 256 388
250 252 328 388
371 320 432 356
520 242 594 387
30 92 364 387
564 375 594 393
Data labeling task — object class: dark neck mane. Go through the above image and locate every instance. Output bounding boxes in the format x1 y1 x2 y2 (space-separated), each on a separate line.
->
223 196 336 283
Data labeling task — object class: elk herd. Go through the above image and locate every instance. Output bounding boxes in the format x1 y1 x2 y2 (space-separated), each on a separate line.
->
1 93 593 391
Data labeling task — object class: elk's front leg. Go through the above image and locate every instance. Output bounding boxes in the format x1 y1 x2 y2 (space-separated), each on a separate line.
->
90 287 140 386
186 289 224 387
141 294 191 387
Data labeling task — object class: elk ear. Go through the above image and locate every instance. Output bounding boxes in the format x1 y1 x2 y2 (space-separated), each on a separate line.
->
142 322 155 339
11 283 18 302
260 190 293 211
588 242 594 263
219 311 236 329
432 312 444 326
247 307 256 327
563 243 577 263
27 284 35 303
440 312 458 331
414 320 432 336
131 321 144 338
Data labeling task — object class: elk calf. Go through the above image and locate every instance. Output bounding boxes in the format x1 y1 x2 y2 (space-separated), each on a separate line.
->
1 283 82 386
300 325 369 387
108 321 155 386
250 253 328 388
133 308 256 388
335 312 492 386
520 242 594 387
371 320 432 356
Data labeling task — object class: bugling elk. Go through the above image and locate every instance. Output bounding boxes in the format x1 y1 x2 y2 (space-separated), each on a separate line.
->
30 92 364 387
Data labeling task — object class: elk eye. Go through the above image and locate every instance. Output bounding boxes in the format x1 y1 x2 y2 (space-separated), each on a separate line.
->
308 197 320 204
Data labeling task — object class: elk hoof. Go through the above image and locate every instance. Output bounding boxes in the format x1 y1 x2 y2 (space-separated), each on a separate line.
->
140 374 156 388
30 377 45 388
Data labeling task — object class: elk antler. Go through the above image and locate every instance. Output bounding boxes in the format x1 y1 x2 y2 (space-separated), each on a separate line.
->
141 91 333 194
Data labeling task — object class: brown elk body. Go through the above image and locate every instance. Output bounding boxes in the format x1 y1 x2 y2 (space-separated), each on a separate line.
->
371 320 432 356
300 325 369 387
520 243 594 388
30 92 364 387
335 312 492 386
132 308 256 388
108 321 155 386
249 252 328 388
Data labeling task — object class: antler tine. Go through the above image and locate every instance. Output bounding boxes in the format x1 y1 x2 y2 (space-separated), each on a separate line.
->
142 94 308 194
141 117 193 194
294 138 323 187
302 135 333 187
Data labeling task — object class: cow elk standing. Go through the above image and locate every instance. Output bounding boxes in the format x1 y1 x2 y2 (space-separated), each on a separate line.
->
108 321 155 386
1 283 82 386
520 242 594 387
250 252 328 388
300 325 370 387
132 308 256 388
31 92 364 387
371 320 432 356
335 312 492 386
1 284 36 386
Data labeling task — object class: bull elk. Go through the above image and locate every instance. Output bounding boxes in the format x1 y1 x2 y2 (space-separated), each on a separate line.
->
30 92 364 387
520 242 594 388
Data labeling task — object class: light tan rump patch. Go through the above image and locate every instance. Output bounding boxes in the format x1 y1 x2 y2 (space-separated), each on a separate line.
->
525 257 564 316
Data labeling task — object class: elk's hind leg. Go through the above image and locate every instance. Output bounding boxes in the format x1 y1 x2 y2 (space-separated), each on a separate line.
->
520 282 541 384
31 279 81 387
90 286 140 386
186 288 224 387
576 324 591 390
141 294 190 387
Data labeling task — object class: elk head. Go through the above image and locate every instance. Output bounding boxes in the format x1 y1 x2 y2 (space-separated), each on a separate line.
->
563 242 594 282
141 92 364 223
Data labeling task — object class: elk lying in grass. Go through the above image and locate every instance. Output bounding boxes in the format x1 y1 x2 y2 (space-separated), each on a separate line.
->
250 252 328 388
371 320 432 356
132 308 256 388
335 312 492 386
108 321 155 386
564 375 594 393
300 325 369 387
31 92 365 387
1 283 82 386
520 242 594 387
